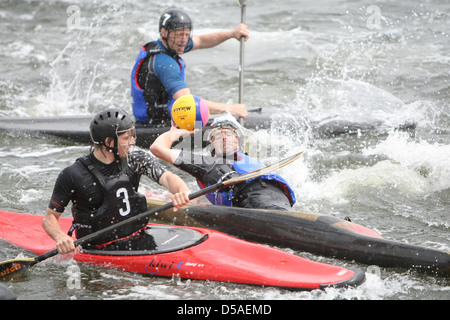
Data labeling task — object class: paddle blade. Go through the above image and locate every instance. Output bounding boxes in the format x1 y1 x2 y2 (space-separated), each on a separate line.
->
224 151 304 186
0 258 36 279
237 0 248 7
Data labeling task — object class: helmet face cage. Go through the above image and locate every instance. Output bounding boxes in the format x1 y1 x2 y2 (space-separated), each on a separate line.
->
116 127 137 152
205 118 245 156
116 127 136 142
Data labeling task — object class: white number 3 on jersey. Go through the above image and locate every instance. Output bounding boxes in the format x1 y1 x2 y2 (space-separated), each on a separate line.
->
116 187 131 216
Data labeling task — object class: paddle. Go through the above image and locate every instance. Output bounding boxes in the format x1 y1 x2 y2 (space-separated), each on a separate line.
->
237 0 248 126
0 150 304 279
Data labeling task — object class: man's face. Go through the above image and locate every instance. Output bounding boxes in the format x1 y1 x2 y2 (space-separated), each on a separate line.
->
211 128 239 157
162 28 191 55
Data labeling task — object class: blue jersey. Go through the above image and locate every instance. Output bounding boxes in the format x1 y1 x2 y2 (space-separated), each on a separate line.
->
131 39 194 124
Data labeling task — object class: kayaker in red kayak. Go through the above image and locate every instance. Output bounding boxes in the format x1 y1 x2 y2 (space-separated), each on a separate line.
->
42 108 191 254
150 114 296 211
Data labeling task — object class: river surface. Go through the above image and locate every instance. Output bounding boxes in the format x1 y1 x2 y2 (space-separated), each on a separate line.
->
0 0 449 300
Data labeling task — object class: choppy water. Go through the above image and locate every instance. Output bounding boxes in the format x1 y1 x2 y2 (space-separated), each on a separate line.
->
0 0 449 300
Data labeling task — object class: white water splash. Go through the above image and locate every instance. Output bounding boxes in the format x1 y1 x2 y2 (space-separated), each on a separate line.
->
364 131 450 193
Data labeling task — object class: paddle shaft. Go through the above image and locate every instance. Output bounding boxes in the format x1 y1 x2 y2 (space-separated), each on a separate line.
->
238 2 246 105
68 150 304 251
26 150 304 267
32 182 226 265
237 0 247 126
0 182 229 275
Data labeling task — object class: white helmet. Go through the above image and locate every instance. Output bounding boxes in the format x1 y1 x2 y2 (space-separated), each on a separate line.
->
205 114 245 156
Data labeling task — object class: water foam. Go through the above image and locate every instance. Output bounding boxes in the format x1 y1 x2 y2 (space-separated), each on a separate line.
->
365 131 450 193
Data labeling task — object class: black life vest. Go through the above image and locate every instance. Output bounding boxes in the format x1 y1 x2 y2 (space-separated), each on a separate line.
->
70 156 148 245
131 41 183 124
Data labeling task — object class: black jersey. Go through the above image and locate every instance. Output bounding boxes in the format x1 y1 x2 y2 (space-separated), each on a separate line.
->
48 151 166 215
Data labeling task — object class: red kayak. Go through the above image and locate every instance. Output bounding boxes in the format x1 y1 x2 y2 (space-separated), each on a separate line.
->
0 210 365 290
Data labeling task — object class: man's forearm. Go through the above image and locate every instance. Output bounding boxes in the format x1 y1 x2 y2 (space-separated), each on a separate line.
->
193 30 234 49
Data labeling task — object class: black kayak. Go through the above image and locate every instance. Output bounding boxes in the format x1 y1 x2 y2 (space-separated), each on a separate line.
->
0 108 416 147
0 110 268 148
146 199 450 276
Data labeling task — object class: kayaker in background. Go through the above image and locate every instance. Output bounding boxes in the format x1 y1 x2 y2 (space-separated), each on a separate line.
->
42 108 191 254
130 8 249 125
150 115 296 211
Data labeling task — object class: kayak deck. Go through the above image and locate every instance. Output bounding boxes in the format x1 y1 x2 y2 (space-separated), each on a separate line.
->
0 210 365 290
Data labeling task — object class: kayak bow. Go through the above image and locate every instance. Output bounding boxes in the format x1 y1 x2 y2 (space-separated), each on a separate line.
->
146 199 450 276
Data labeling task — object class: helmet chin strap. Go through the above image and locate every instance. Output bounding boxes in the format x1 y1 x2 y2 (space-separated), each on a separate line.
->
104 129 135 169
106 143 129 171
102 136 121 163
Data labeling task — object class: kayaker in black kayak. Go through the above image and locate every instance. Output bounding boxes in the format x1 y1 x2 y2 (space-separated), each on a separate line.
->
130 8 248 125
42 108 191 254
150 115 296 211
